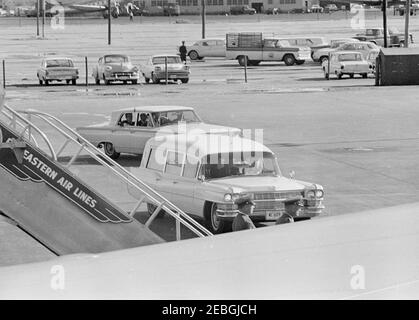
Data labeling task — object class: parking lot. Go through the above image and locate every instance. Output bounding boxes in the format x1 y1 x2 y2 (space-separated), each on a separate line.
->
1 12 419 221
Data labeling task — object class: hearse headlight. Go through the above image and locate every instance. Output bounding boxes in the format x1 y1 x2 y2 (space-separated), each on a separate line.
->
306 189 323 199
224 193 232 202
155 66 162 71
105 66 112 71
224 193 244 202
306 190 316 198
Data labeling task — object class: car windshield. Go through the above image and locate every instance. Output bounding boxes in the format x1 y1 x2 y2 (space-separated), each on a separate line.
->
46 59 73 67
152 56 181 64
200 151 279 180
151 110 200 126
338 53 362 61
105 55 128 63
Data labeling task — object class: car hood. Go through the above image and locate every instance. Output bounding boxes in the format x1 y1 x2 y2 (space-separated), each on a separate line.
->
207 176 309 193
106 63 136 72
155 122 241 136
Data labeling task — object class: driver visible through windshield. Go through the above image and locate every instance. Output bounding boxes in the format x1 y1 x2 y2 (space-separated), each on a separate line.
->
200 151 279 180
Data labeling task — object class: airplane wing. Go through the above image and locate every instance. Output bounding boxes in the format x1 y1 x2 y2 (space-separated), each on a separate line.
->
1 202 419 299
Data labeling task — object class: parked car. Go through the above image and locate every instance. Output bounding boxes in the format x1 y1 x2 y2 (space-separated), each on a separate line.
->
322 51 373 79
230 5 256 15
279 37 328 59
76 106 241 159
140 55 190 84
353 27 413 47
312 39 360 63
314 40 377 64
185 38 226 60
324 4 338 12
37 57 79 86
92 54 139 85
265 7 279 14
310 4 324 13
129 134 325 233
336 41 379 59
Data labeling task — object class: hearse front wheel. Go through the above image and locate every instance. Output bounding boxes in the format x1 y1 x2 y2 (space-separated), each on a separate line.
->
205 202 232 234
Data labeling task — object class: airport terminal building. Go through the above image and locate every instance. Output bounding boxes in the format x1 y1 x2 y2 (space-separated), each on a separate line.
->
142 0 319 14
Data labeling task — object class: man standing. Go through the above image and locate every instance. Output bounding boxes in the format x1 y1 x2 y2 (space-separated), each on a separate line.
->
179 41 187 64
232 197 256 231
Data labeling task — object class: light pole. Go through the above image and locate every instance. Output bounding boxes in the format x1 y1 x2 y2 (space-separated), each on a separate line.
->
383 0 388 47
108 0 111 45
36 0 40 36
405 0 411 48
201 0 205 39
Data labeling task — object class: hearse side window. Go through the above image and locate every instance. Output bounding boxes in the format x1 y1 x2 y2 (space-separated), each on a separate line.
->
146 148 165 171
183 155 199 179
165 151 184 176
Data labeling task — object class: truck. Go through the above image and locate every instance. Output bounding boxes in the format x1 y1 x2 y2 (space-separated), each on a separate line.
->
225 32 312 66
353 28 413 47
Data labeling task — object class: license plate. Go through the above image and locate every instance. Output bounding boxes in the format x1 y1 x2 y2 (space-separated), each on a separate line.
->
266 211 280 220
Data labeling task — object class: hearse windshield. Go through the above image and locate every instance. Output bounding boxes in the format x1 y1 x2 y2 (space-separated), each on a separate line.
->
200 151 279 179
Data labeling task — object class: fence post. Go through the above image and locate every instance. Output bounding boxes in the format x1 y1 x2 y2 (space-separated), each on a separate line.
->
165 56 168 85
85 56 88 87
2 60 5 89
244 55 248 83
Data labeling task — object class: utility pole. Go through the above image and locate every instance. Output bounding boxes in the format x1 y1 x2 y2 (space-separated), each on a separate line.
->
108 0 111 45
201 0 205 39
383 0 388 48
36 0 40 36
405 0 411 48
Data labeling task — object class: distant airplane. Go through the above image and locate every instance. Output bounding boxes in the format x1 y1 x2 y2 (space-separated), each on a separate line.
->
37 0 121 18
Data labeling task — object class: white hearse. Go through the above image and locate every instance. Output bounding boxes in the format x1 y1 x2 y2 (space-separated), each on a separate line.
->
76 106 241 159
130 134 325 233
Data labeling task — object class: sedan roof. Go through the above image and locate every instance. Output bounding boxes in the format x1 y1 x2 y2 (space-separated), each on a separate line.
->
113 106 195 113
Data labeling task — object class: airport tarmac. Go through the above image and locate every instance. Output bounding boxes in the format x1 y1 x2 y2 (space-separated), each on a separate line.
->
1 13 419 223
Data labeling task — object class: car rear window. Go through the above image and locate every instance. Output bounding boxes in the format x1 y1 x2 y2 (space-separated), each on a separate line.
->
105 55 128 63
338 53 362 61
46 59 73 67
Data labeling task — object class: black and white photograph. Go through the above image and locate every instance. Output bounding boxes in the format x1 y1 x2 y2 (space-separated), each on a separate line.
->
0 0 419 304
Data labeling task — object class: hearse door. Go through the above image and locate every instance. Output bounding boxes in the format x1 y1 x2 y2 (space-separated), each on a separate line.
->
163 152 197 215
262 39 279 61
